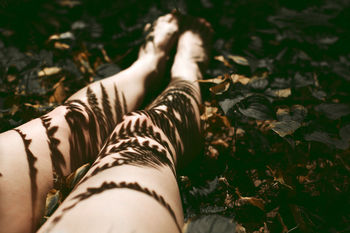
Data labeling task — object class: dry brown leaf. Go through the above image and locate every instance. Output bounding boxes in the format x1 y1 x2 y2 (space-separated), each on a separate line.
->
267 166 293 190
211 139 229 148
52 83 67 104
208 145 219 159
50 77 67 104
242 196 265 210
48 32 74 42
276 107 290 116
273 88 291 98
197 75 228 84
48 35 60 41
10 105 19 115
235 188 265 210
209 81 230 94
101 47 111 63
24 103 42 109
7 74 16 82
235 223 247 233
214 55 232 68
200 106 218 120
75 52 94 74
45 189 62 216
218 115 231 128
231 74 250 85
54 41 70 50
38 67 62 77
256 120 275 132
65 163 90 189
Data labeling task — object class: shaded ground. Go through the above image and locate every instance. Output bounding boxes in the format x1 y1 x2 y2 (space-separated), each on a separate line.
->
1 0 350 232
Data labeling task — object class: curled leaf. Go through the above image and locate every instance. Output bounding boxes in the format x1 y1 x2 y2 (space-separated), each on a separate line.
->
209 80 230 95
38 67 62 77
50 81 67 104
214 55 232 68
227 55 249 66
235 189 265 210
198 75 228 84
45 189 61 216
66 163 91 189
54 42 70 50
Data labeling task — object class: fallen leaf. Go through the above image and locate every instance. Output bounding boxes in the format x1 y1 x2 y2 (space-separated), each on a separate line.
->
101 47 111 63
217 115 231 128
276 105 307 122
249 76 269 90
200 105 218 120
235 188 265 210
211 139 229 148
235 223 247 233
227 55 249 66
75 52 94 74
214 55 232 68
271 120 301 137
208 145 219 159
48 32 75 41
50 82 67 104
198 75 228 84
315 103 350 120
273 88 292 98
242 196 265 211
54 41 70 50
45 189 61 216
209 80 230 94
267 166 293 190
10 105 19 115
65 163 91 189
38 67 62 77
238 95 274 120
7 74 16 82
305 131 349 150
231 74 250 85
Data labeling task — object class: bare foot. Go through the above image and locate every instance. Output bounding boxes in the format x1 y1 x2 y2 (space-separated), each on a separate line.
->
138 13 179 60
171 16 213 82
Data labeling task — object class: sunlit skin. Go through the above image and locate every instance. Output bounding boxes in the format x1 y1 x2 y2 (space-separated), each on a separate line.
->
0 13 212 233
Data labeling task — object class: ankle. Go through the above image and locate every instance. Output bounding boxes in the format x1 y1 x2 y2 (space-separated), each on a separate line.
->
171 59 202 79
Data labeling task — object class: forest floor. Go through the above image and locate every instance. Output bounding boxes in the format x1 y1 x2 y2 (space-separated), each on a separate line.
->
1 0 350 232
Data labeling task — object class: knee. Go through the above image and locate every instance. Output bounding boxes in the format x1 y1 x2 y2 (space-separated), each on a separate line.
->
110 111 169 150
118 111 155 135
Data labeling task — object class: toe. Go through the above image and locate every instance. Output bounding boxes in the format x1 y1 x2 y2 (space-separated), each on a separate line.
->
163 13 175 22
143 23 152 33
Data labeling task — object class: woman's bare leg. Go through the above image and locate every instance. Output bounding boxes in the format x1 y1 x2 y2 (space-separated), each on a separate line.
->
38 17 212 233
0 14 179 233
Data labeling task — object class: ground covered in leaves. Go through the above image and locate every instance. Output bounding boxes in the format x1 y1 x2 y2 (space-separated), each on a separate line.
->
1 0 350 232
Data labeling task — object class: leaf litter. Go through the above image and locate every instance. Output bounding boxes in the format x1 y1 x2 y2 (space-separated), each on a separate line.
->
1 0 350 232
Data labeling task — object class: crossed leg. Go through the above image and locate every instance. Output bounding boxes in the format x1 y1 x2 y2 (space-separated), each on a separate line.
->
0 14 179 233
38 17 213 233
